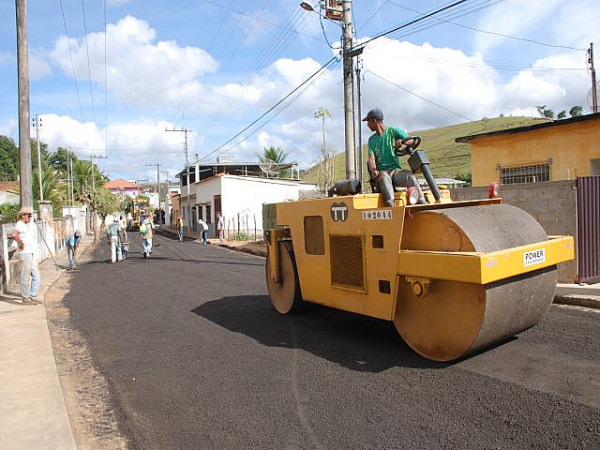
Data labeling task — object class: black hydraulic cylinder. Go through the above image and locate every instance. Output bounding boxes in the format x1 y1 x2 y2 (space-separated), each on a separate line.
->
408 150 441 202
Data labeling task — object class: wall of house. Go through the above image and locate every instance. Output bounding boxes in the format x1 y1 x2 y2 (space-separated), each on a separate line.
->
221 176 303 238
471 119 600 186
192 175 305 239
450 180 578 282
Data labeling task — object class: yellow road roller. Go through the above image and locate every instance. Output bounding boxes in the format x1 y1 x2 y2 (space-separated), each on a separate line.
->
264 140 574 362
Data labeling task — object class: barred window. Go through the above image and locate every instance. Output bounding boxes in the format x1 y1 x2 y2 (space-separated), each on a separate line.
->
499 161 551 185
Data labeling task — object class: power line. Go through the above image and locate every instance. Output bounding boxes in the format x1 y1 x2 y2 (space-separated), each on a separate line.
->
366 69 474 122
81 0 96 122
360 0 471 48
201 56 339 163
387 0 586 52
103 0 109 157
58 0 86 121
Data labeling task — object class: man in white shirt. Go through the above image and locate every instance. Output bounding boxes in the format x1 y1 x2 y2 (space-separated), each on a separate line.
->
198 218 208 245
12 207 41 305
216 213 224 243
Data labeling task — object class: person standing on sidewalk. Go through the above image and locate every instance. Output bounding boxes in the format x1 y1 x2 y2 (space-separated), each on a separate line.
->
198 218 208 245
66 230 82 270
12 207 41 305
177 215 184 242
107 219 123 263
140 213 155 258
216 213 224 243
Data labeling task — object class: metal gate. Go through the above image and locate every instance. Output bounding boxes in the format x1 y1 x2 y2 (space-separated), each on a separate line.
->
577 176 600 283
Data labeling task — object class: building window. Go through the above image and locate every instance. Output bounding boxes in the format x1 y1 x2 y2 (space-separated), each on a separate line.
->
205 204 212 224
591 159 600 176
498 161 551 185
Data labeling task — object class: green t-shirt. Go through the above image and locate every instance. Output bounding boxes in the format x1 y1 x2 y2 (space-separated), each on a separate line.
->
368 126 408 171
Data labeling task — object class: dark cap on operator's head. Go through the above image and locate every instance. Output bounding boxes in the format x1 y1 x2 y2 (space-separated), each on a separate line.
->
362 108 384 121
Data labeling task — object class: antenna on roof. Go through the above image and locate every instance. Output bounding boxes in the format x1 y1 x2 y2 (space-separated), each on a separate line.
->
258 158 279 178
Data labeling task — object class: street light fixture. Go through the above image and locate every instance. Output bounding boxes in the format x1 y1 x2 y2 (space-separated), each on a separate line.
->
300 2 315 12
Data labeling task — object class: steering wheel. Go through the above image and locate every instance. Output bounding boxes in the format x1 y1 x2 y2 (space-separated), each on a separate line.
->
396 135 421 156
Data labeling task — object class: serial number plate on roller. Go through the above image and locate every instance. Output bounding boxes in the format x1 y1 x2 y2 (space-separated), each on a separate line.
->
523 248 546 267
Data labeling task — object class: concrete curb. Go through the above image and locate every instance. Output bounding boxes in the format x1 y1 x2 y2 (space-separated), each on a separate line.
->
554 294 600 310
217 243 267 258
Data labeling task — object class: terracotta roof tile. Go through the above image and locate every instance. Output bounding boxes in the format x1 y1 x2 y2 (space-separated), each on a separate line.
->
104 179 139 189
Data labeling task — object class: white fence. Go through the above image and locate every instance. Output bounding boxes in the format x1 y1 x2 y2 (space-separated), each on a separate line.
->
0 210 89 294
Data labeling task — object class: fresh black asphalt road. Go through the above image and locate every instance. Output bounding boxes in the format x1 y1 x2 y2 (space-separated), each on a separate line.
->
65 232 600 449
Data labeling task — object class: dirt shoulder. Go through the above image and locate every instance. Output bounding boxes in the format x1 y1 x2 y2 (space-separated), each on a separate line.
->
45 241 131 450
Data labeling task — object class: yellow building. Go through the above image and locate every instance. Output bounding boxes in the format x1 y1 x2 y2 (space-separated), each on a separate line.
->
456 113 600 186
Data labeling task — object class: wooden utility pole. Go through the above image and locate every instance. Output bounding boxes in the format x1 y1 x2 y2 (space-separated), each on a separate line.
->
314 107 331 190
589 43 598 114
90 153 107 192
145 163 161 212
341 0 356 180
33 114 43 201
165 127 193 229
16 0 33 208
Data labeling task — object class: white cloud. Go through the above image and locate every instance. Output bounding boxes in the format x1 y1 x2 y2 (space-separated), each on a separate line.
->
359 39 500 129
474 0 566 56
0 52 13 65
49 16 219 113
29 52 52 80
35 114 195 180
0 118 17 138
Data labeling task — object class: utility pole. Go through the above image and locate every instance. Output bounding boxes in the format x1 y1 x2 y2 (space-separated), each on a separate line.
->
165 127 193 229
16 0 33 208
33 114 43 201
145 163 161 211
314 107 331 190
69 150 75 208
589 43 598 114
356 54 364 185
90 153 107 192
162 170 170 226
341 0 356 180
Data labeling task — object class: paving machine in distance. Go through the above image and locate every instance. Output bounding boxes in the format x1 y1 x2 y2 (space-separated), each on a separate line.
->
264 137 574 362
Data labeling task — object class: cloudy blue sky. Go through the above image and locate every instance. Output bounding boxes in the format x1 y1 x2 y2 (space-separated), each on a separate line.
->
0 0 597 182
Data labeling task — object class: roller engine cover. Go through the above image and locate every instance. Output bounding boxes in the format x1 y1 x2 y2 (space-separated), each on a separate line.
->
328 179 362 197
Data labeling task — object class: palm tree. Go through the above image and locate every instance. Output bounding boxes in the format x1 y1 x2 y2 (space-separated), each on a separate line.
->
47 147 78 177
259 146 288 164
257 146 290 178
33 166 65 205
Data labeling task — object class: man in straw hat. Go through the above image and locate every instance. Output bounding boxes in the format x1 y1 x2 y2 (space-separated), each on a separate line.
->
12 207 41 305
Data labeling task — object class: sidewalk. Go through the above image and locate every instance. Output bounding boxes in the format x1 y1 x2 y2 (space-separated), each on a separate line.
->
0 237 95 450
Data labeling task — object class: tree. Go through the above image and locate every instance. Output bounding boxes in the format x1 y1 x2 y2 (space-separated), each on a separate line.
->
259 146 288 164
47 147 78 177
0 135 19 181
33 165 65 206
90 188 121 236
569 106 583 117
557 110 567 119
455 172 472 187
535 105 555 119
30 139 50 170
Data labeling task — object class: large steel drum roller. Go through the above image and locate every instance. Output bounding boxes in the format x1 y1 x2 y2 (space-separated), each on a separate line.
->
396 204 557 361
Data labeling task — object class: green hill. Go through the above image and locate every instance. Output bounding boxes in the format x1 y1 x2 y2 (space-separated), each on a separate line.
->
302 116 549 185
